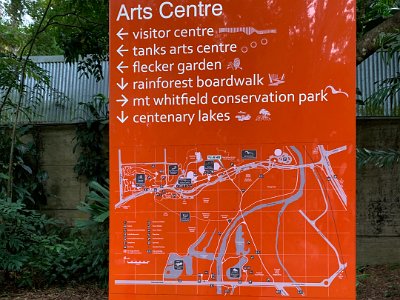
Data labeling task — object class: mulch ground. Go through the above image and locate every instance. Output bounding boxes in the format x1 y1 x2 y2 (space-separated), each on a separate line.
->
0 284 108 299
357 264 400 300
0 264 399 299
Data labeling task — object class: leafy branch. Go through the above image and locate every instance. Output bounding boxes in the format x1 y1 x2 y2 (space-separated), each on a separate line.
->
357 148 400 167
6 0 53 200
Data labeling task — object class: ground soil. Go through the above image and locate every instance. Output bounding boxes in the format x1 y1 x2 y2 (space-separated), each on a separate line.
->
0 264 399 299
0 284 108 300
357 264 400 300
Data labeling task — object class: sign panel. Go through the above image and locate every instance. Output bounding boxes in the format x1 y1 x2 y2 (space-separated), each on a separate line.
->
109 1 356 299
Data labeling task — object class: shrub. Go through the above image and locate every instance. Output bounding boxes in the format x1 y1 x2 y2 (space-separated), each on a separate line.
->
0 196 108 288
0 199 60 287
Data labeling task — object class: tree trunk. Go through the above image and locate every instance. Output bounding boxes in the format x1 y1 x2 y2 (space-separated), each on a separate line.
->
357 11 400 65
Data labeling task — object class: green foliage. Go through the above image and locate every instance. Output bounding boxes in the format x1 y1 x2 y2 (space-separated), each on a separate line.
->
68 229 109 287
356 1 400 113
360 31 400 113
356 266 370 287
0 55 20 94
0 126 47 206
360 72 400 115
52 0 109 80
75 180 110 286
357 148 400 167
0 54 50 123
37 229 109 287
0 198 109 287
378 30 400 60
357 0 400 35
0 23 26 54
76 180 109 228
0 199 60 287
0 1 61 56
1 0 108 77
0 0 111 291
72 93 109 286
73 94 109 183
71 95 110 287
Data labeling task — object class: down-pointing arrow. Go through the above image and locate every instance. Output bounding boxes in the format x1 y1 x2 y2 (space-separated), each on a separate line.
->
117 45 128 57
117 111 129 124
117 61 128 74
117 28 128 40
117 78 128 90
117 95 129 107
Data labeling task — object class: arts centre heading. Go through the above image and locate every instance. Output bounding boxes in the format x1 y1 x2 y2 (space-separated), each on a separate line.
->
117 1 223 20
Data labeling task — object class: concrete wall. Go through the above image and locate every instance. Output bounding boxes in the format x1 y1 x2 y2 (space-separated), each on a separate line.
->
37 121 400 264
40 125 89 222
357 118 400 265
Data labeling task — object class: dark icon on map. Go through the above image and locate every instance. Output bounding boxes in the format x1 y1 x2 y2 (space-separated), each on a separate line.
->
242 150 257 160
136 174 145 185
230 268 240 278
180 212 191 222
174 260 184 270
169 165 179 175
177 178 192 188
204 160 214 174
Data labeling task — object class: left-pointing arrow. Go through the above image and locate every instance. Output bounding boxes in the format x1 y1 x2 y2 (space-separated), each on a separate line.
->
117 28 128 40
117 61 128 74
117 111 129 123
117 95 129 107
117 45 128 57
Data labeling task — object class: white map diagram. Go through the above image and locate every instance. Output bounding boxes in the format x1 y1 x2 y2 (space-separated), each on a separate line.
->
113 145 350 298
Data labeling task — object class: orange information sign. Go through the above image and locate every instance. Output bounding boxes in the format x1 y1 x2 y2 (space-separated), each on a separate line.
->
109 1 356 299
